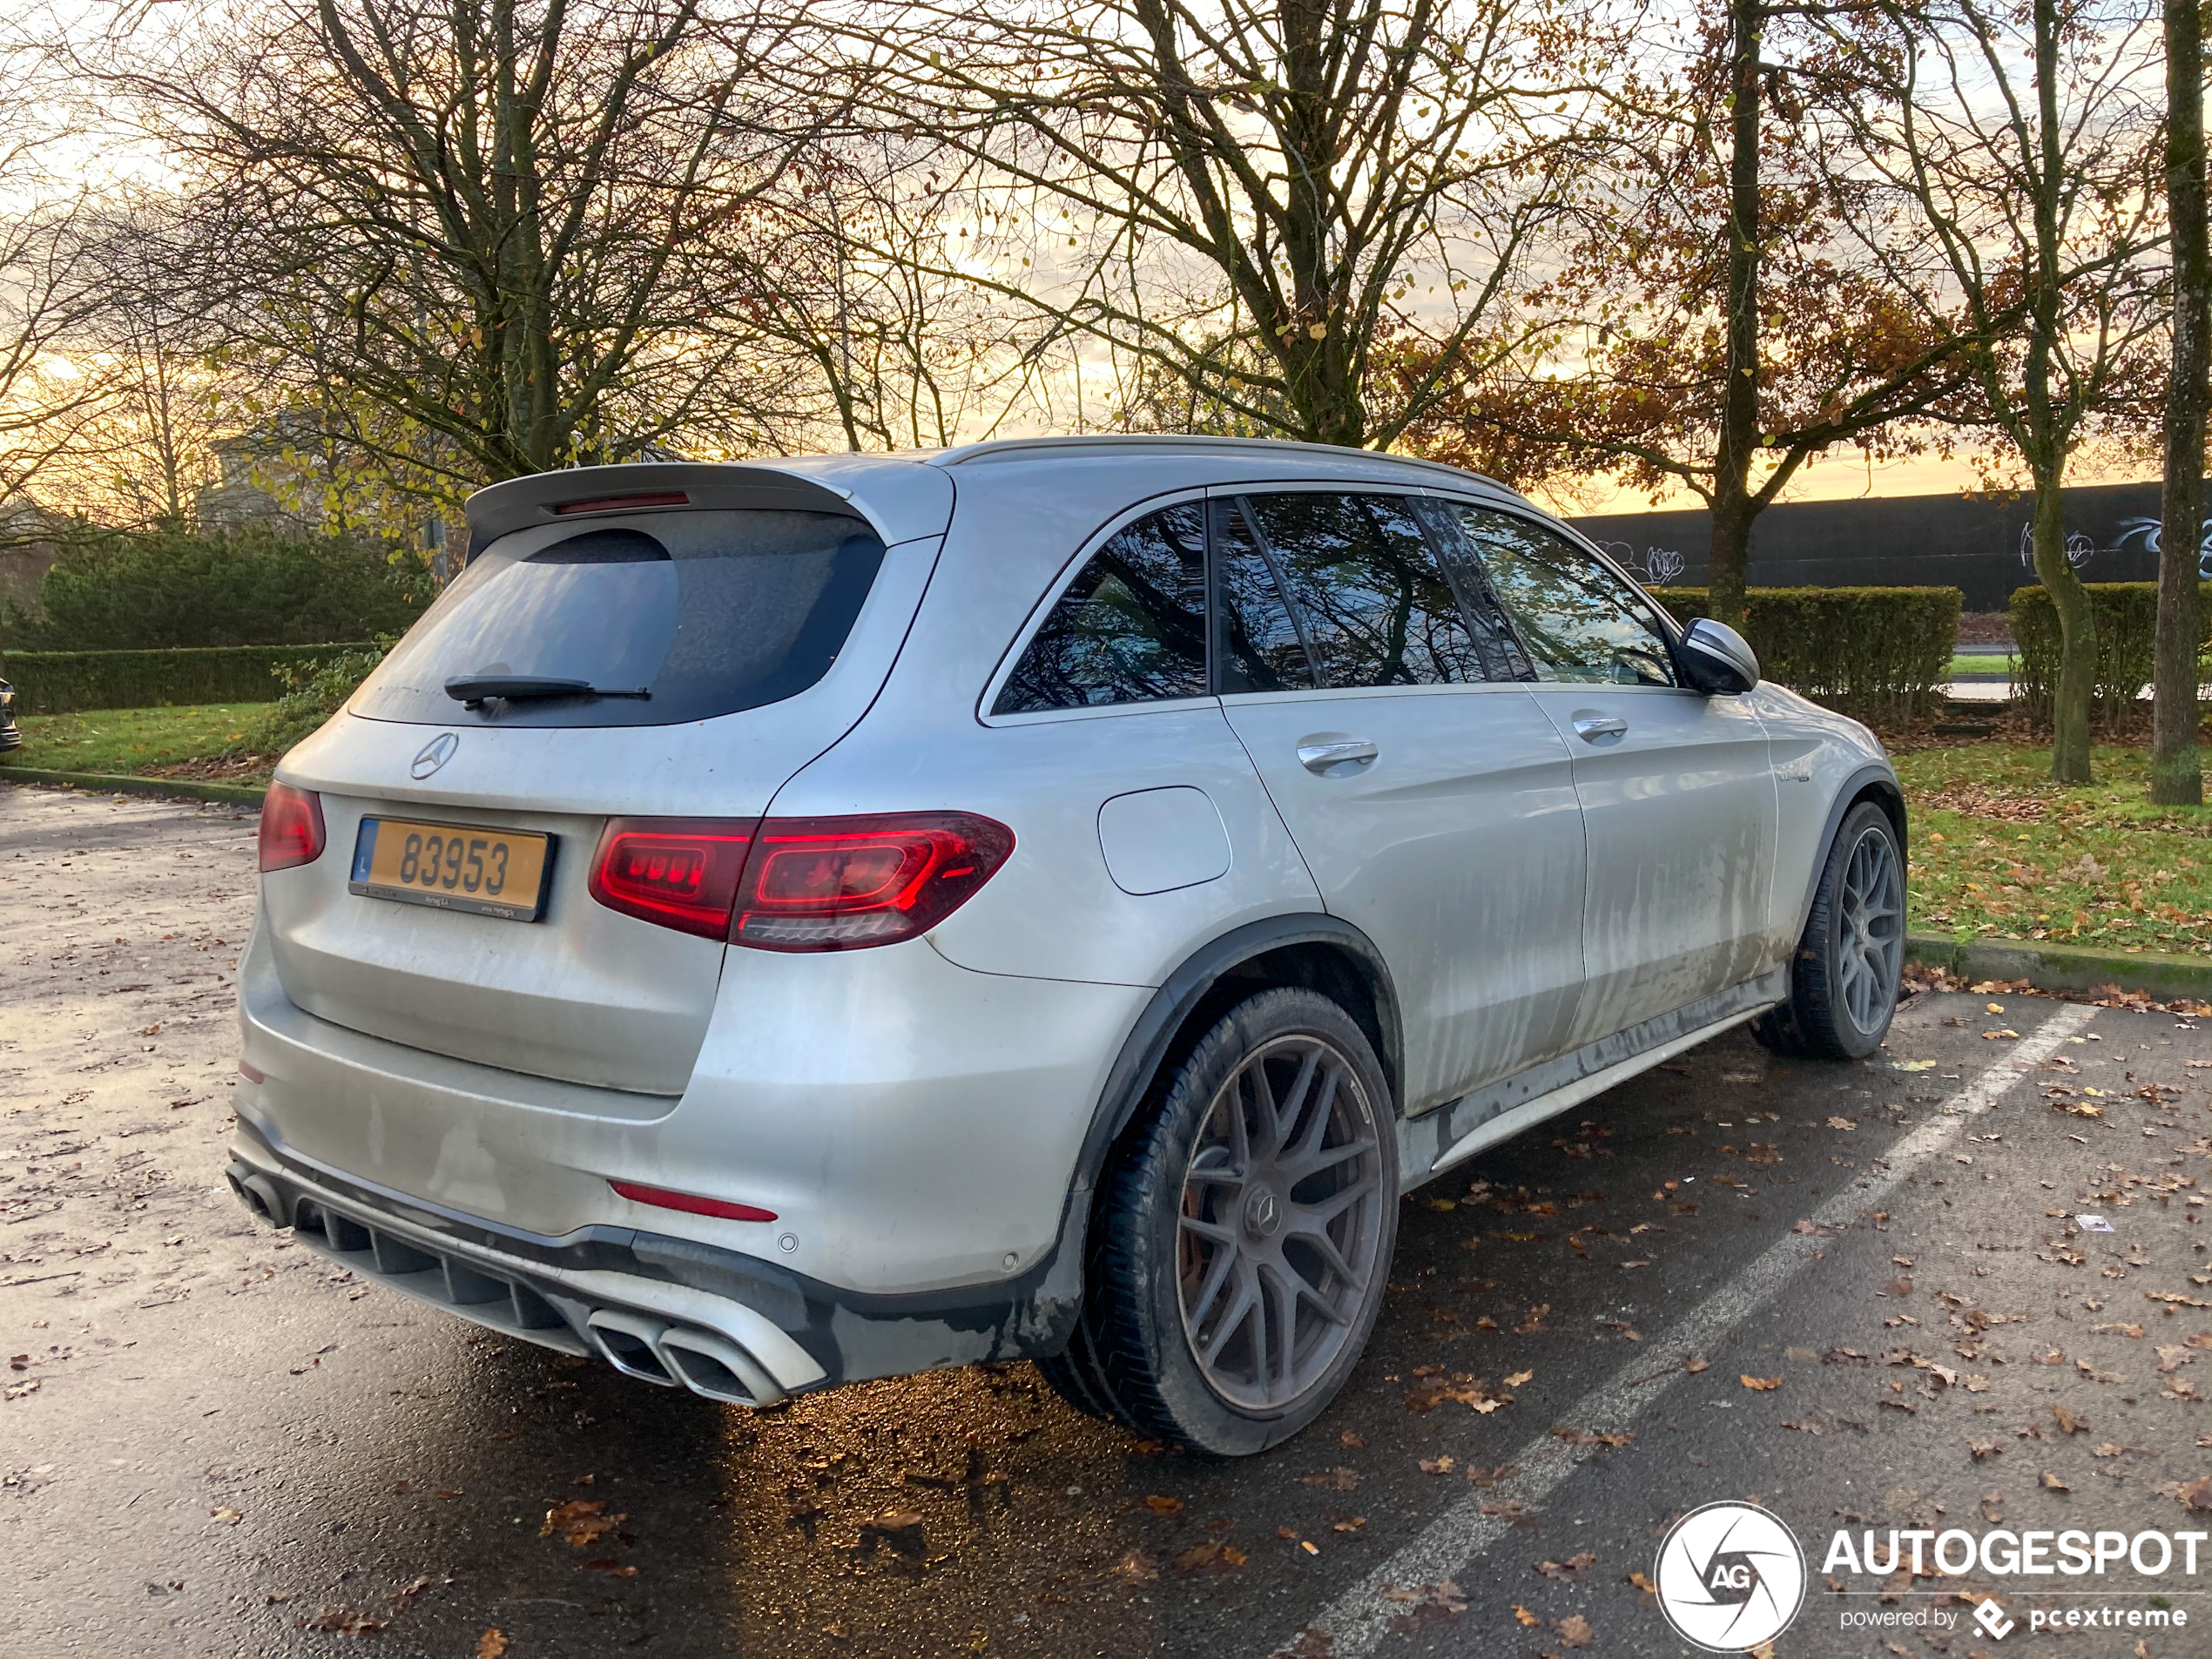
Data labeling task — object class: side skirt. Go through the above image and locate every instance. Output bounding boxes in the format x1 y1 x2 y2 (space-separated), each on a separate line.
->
1397 968 1787 1192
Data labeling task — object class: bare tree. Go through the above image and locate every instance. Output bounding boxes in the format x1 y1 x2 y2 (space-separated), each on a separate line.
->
87 0 839 490
2153 0 2206 804
1819 0 2163 782
1445 3 1995 626
0 73 108 527
813 0 1631 449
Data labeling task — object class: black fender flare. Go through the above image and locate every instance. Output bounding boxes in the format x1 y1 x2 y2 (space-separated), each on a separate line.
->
1049 911 1402 1249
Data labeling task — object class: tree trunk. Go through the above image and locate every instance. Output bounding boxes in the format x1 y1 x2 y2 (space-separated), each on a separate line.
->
2032 475 2097 782
1708 490 1756 626
2155 0 2209 805
1707 0 1764 629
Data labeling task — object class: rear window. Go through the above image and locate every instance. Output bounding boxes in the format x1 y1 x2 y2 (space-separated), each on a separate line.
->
351 510 886 727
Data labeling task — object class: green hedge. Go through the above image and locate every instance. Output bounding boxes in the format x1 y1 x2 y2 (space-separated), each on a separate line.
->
0 644 379 716
1648 586 1960 724
2010 583 2212 726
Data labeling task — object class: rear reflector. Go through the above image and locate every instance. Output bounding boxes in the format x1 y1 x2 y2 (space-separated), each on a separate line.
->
732 813 1015 952
588 818 755 939
258 782 326 872
238 1059 266 1083
553 491 689 516
609 1178 776 1224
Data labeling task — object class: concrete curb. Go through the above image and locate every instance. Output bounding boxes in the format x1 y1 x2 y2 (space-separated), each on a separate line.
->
0 766 266 806
1906 930 2212 1002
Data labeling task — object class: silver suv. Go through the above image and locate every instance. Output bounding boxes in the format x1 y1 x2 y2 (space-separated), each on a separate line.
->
229 437 1905 1454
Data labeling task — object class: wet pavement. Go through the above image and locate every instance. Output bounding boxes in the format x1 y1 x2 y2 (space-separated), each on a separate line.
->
4 781 2210 1658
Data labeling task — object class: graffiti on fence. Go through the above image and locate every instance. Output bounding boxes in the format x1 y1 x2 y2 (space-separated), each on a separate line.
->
2112 516 2212 581
1596 540 1688 586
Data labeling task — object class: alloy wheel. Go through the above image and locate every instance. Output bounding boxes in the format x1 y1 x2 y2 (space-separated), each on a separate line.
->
1175 1034 1387 1412
1838 825 1904 1035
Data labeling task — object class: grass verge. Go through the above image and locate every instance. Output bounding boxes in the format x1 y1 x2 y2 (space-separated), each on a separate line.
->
1893 742 2212 956
1946 652 2014 678
2 704 278 786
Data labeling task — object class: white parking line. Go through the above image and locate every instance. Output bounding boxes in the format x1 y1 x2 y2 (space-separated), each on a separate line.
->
1272 1001 2097 1659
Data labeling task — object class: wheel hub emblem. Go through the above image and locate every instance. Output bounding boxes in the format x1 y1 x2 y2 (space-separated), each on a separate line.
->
411 732 460 779
1242 1187 1281 1240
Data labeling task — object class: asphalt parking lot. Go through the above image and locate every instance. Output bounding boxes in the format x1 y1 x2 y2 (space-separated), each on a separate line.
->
4 781 2211 1658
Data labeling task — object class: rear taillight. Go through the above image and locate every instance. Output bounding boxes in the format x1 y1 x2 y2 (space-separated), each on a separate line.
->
732 813 1014 952
258 782 326 872
588 818 755 940
588 811 1013 948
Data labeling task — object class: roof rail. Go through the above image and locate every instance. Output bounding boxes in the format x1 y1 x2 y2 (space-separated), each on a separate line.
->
927 434 1520 496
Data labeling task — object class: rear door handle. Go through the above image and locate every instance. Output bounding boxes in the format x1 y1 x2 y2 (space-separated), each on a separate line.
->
1572 714 1629 743
1298 738 1379 773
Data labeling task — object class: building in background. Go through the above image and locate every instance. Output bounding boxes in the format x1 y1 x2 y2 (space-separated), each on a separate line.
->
1569 480 2202 612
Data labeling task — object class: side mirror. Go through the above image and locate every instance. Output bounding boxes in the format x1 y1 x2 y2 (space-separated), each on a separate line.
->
1679 617 1759 695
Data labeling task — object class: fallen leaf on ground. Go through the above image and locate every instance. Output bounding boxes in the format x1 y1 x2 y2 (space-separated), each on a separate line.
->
1741 1375 1781 1391
476 1632 509 1659
1554 1612 1596 1648
1144 1494 1184 1514
1420 1456 1456 1475
1684 1357 1710 1374
1536 1553 1597 1578
297 1607 388 1636
2054 1406 2087 1435
2043 1472 2071 1492
1504 1369 1534 1387
1550 1427 1632 1448
1302 1468 1359 1491
579 1558 637 1575
1381 1580 1467 1632
1512 1605 1541 1626
1174 1541 1246 1574
210 1506 242 1525
540 1500 622 1548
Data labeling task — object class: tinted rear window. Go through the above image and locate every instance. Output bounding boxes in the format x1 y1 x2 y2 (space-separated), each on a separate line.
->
352 510 886 727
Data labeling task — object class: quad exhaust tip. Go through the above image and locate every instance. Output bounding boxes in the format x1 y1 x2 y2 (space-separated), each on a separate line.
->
228 1166 791 1408
585 1309 785 1407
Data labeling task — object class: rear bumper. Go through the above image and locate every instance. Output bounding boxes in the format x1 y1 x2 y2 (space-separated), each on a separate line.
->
236 919 1149 1295
227 1116 1088 1395
233 914 1154 1387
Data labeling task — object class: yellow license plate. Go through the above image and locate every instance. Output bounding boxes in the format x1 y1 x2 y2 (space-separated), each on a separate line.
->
348 817 552 921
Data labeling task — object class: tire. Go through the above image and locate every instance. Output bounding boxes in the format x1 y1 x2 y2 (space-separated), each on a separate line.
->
1071 987 1399 1456
1035 1324 1134 1427
1755 799 1905 1060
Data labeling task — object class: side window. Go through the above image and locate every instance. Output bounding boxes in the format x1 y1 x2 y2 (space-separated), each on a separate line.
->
1212 499 1318 693
993 503 1209 713
1449 507 1678 687
1239 493 1486 687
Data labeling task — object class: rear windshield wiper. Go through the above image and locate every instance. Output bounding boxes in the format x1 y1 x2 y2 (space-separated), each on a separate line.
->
443 675 651 710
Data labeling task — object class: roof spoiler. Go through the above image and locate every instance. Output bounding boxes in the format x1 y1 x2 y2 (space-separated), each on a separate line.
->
462 463 865 563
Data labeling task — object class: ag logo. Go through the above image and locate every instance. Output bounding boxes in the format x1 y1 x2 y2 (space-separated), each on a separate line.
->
1653 1501 1806 1652
411 732 460 779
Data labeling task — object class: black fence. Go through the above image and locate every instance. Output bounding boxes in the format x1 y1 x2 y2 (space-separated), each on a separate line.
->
1568 480 2212 611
